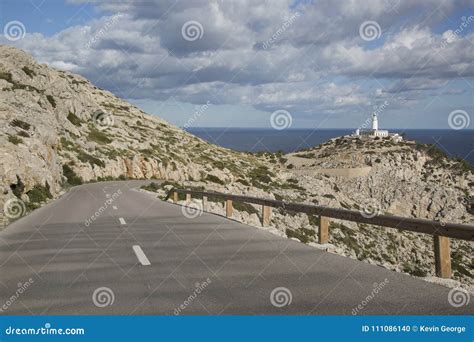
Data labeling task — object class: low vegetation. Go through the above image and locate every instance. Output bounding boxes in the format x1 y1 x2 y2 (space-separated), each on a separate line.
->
62 164 83 185
67 111 82 126
7 135 23 145
88 127 112 144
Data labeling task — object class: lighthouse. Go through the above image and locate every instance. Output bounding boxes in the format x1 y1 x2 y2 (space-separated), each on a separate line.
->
353 111 402 141
372 112 378 131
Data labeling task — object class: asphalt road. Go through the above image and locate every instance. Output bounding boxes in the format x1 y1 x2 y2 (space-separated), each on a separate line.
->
0 181 472 315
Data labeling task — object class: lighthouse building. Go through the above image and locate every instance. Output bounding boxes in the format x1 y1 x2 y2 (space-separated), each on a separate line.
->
353 113 402 141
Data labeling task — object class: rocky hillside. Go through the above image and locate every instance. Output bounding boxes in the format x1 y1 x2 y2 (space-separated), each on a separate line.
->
0 45 275 222
1 45 472 287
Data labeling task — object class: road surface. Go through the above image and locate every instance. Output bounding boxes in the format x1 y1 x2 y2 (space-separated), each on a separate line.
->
0 181 472 315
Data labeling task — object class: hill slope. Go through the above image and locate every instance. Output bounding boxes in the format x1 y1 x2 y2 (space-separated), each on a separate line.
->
0 45 272 219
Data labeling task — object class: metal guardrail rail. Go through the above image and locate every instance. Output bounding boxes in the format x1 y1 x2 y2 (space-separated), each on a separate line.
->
169 188 474 279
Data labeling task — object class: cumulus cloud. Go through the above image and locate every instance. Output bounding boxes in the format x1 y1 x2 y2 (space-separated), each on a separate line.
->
3 0 473 126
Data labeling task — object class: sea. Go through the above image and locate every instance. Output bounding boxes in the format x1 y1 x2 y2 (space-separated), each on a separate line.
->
186 128 474 165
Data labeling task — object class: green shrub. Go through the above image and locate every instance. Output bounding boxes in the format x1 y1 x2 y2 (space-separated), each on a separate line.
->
206 174 224 185
0 72 13 83
7 135 23 145
67 111 82 126
286 227 316 244
248 166 274 185
233 201 259 215
10 119 31 130
27 184 52 204
294 153 315 158
88 127 112 144
77 150 105 168
46 95 56 108
62 164 83 185
17 130 30 138
10 175 25 198
22 66 36 78
141 182 160 192
236 178 250 186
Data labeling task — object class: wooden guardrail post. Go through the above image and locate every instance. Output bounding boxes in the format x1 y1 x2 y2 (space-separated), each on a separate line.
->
202 196 208 211
262 205 271 227
226 199 233 218
434 235 452 278
186 193 191 204
173 191 178 203
318 216 329 244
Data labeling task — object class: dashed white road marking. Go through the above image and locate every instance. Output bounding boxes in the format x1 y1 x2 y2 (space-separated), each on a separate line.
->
132 245 151 266
106 194 111 198
119 217 126 225
113 206 118 210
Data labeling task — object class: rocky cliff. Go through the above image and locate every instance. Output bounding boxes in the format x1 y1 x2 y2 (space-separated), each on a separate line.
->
1 45 472 286
0 45 273 222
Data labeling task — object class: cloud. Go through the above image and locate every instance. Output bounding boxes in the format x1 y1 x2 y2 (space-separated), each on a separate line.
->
3 0 473 127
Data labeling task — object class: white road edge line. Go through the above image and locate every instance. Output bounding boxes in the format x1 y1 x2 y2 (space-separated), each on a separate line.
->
113 206 118 210
119 217 126 225
132 245 151 266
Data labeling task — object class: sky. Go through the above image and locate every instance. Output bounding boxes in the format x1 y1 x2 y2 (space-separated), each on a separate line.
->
0 0 473 129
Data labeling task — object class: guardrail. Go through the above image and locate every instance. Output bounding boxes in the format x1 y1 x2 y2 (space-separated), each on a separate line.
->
169 188 474 279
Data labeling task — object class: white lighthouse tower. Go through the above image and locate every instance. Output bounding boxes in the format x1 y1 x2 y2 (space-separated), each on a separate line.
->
353 111 402 140
372 112 378 131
